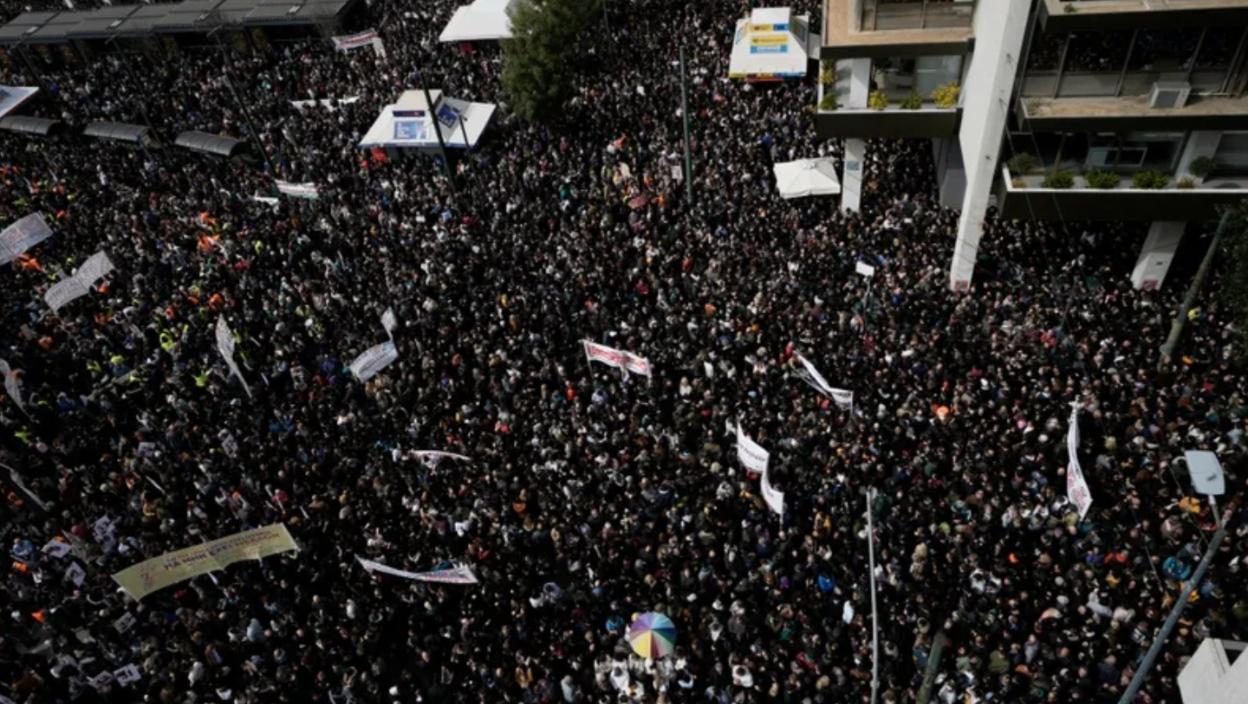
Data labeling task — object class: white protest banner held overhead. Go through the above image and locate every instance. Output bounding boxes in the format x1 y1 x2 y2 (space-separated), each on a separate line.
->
761 468 785 516
274 180 320 200
215 316 253 398
794 352 853 411
0 213 53 265
583 340 652 377
332 29 386 59
1066 407 1092 520
44 251 114 313
406 450 471 466
855 261 876 278
356 556 479 584
381 308 397 338
736 423 770 474
0 359 25 414
349 341 398 382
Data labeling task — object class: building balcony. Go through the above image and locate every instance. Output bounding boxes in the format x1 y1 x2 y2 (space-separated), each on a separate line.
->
822 0 975 59
1018 92 1248 132
815 76 960 138
1042 0 1248 32
996 165 1248 221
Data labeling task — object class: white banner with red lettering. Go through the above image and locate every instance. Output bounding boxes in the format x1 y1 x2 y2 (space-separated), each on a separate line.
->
1066 407 1092 519
583 340 652 377
0 213 53 265
356 556 479 584
332 30 386 59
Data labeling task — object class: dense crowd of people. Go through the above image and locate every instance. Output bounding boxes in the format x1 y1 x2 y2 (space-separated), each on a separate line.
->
1 0 1246 702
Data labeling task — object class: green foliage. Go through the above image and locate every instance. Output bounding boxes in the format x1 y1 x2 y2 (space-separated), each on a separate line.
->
820 65 836 86
819 92 839 111
868 90 888 111
931 81 960 108
1007 153 1035 175
1188 156 1218 178
900 92 923 110
1041 170 1074 189
1177 176 1196 189
501 0 603 121
1083 169 1121 189
1132 170 1170 189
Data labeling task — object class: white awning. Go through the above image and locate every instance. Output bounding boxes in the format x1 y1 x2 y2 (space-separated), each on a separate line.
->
358 89 496 150
439 0 515 42
728 9 813 80
773 157 841 199
0 86 38 120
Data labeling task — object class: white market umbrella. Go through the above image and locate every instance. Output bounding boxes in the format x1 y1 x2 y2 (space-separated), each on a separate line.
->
773 157 841 199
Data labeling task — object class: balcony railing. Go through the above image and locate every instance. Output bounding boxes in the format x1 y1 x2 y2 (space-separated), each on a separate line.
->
861 0 975 31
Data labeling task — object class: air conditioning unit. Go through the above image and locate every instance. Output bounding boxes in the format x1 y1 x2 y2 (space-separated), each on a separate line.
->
1149 81 1191 109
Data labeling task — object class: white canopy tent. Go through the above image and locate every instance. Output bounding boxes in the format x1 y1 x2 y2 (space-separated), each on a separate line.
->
773 157 841 199
358 90 497 150
439 0 516 42
0 86 38 120
728 7 817 80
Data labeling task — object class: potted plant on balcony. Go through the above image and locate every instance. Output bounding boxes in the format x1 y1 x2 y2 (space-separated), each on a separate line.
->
819 92 839 112
868 91 888 111
1131 170 1170 189
1041 170 1074 189
1187 156 1217 183
900 92 923 110
931 82 960 109
1083 169 1121 189
820 65 836 86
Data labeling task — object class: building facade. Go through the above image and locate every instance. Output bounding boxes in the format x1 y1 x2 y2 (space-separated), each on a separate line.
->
818 0 1248 291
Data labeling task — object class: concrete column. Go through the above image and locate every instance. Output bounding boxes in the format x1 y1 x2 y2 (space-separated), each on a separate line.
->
1131 221 1185 291
932 138 966 209
838 58 871 213
1176 131 1223 183
949 0 1031 291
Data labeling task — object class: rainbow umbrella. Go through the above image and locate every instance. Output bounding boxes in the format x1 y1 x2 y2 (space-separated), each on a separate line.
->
627 612 677 659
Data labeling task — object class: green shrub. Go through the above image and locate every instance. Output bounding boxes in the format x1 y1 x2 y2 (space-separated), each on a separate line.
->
1041 171 1075 189
900 92 923 110
819 92 839 111
868 90 888 111
1188 156 1217 178
1083 169 1121 189
1007 153 1036 175
930 81 960 108
1132 170 1170 189
1176 176 1196 189
820 65 836 86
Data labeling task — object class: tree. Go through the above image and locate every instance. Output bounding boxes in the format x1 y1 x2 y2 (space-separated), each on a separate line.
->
501 0 603 121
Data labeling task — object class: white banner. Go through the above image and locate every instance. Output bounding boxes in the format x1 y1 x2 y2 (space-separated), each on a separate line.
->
1066 407 1092 519
0 213 52 265
761 469 785 516
113 664 141 686
0 359 25 414
736 423 770 474
793 352 853 411
44 251 114 312
356 556 479 584
381 308 397 338
215 316 252 398
583 340 652 377
275 180 320 200
349 341 398 382
406 450 471 466
332 30 386 59
855 261 876 278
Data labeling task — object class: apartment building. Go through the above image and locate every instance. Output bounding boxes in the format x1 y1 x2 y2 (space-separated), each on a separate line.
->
817 0 1248 291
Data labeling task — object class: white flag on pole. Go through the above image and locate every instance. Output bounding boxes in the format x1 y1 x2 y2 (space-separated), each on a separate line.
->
356 556 479 584
44 251 114 313
760 468 785 516
381 308 397 338
215 316 252 398
0 213 53 265
274 180 320 200
349 341 398 382
794 352 854 411
0 359 25 414
583 340 652 377
735 423 770 474
1066 407 1092 519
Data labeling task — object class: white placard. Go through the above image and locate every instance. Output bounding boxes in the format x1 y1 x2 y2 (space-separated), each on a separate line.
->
43 540 71 558
735 423 770 474
1184 450 1225 496
583 340 652 377
113 612 136 634
855 261 875 278
349 341 398 382
64 561 86 587
114 664 142 686
381 308 397 337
